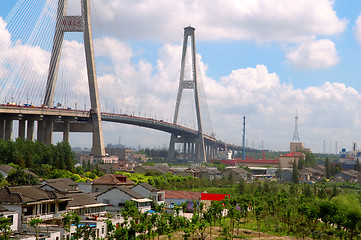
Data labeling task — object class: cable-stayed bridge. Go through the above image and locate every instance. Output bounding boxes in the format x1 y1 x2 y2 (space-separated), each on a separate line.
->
0 0 252 162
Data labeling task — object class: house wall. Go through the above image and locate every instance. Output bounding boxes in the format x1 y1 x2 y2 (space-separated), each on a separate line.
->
131 185 152 199
279 156 298 169
96 188 133 207
2 205 21 230
0 170 8 179
92 184 114 193
0 211 19 232
78 182 92 194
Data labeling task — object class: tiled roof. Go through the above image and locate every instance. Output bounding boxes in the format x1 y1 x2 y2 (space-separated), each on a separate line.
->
138 182 160 192
43 178 78 193
137 165 171 174
0 165 15 174
165 190 202 200
227 168 251 174
92 174 134 185
67 193 105 208
98 186 145 199
0 186 69 204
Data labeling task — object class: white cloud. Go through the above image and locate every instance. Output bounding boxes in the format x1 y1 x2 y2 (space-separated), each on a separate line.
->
354 14 361 45
91 0 346 43
285 38 339 69
89 0 345 70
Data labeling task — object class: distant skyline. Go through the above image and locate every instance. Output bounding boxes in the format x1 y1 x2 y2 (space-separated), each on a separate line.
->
1 0 361 153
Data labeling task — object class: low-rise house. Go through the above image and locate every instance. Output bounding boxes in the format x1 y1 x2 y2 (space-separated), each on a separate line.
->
131 182 165 205
40 178 81 194
0 165 15 178
164 190 202 209
91 174 135 193
278 152 306 169
134 165 173 175
0 205 19 232
173 166 221 180
0 186 72 228
222 168 252 182
334 170 361 182
278 169 293 183
299 167 324 182
0 165 38 180
96 186 152 214
67 193 107 219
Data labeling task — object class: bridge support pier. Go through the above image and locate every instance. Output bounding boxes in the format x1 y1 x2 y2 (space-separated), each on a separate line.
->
63 120 70 143
0 119 5 139
5 119 13 140
37 120 46 143
45 119 54 145
18 120 26 139
27 120 34 141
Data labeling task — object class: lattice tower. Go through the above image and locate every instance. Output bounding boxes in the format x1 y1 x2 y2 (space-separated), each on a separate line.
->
292 110 301 143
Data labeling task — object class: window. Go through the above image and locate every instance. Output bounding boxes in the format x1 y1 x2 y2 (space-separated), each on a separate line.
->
7 215 13 224
102 226 104 234
59 202 67 211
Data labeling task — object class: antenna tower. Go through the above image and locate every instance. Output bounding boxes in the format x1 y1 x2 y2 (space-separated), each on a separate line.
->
291 110 301 143
242 116 246 160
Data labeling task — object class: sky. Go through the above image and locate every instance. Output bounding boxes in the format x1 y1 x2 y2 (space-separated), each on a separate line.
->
1 0 361 154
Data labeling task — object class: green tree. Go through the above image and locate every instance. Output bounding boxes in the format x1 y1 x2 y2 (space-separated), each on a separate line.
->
325 157 331 179
28 218 42 240
6 169 40 186
298 156 305 170
292 160 299 184
0 217 12 240
355 158 361 172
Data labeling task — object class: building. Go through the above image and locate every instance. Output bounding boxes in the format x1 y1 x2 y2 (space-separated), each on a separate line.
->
222 168 252 182
96 186 152 214
334 170 361 182
131 182 165 205
0 186 72 230
164 190 202 212
278 152 306 169
41 178 81 194
278 169 293 183
172 166 222 180
214 158 280 168
134 165 173 175
91 174 135 193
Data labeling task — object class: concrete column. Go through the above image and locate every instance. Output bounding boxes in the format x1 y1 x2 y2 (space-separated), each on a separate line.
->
0 119 5 139
183 142 187 161
27 120 34 141
5 119 13 140
187 142 191 160
45 119 54 145
191 143 195 160
18 120 26 139
167 135 176 162
37 120 46 143
63 120 70 143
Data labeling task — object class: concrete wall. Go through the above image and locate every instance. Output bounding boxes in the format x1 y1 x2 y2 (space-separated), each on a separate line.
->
96 188 133 207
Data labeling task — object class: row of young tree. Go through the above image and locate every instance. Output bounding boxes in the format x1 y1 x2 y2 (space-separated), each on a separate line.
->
113 181 361 240
0 138 75 172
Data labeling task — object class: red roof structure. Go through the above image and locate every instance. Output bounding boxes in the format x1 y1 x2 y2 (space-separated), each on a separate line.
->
165 190 202 200
92 174 134 185
280 152 303 157
213 159 279 166
201 193 230 201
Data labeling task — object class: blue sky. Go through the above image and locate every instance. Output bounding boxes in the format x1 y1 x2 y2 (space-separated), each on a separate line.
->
1 0 361 154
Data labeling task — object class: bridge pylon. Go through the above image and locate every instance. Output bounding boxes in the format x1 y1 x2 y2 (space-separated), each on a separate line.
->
167 26 206 163
43 0 105 157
